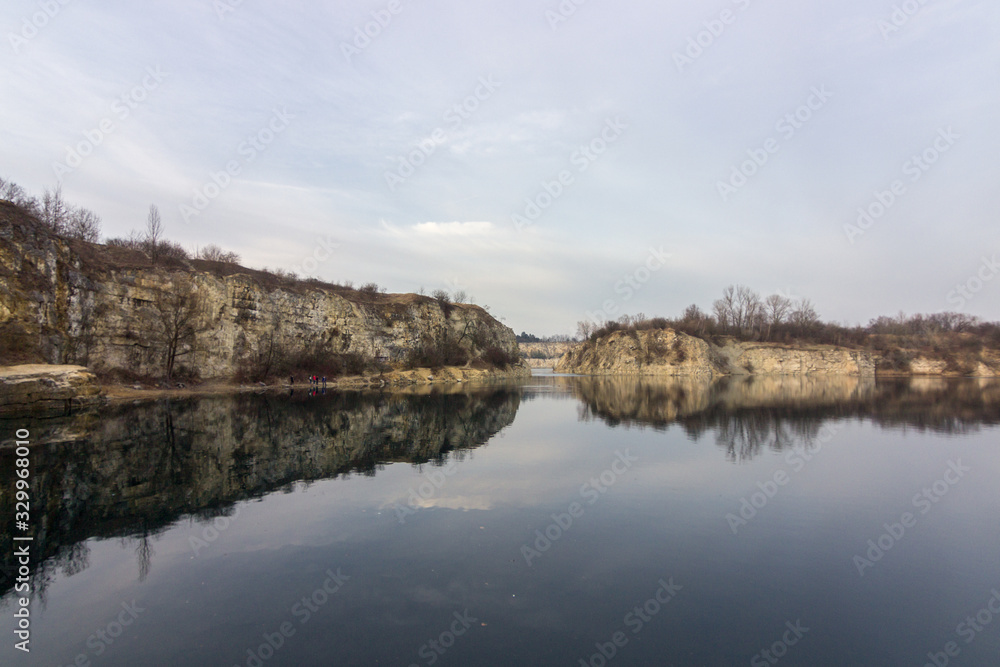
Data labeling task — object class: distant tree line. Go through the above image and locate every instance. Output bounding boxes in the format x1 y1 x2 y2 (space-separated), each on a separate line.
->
576 285 822 343
516 332 574 343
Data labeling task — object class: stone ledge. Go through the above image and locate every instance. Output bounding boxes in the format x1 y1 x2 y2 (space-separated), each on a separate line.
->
0 364 104 415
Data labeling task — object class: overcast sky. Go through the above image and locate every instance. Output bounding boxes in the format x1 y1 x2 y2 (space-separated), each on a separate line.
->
2 0 998 335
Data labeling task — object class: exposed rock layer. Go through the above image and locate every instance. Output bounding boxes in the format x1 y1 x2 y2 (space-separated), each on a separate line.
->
519 341 579 368
554 329 876 376
0 201 526 380
0 364 103 414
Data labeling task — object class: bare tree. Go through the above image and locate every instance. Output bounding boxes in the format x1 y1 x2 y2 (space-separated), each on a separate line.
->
0 178 40 214
713 285 765 336
1 179 17 202
452 290 468 304
713 285 737 333
577 320 595 341
41 185 69 234
712 302 730 332
198 244 223 261
764 294 793 340
154 284 200 380
681 303 710 335
240 318 281 381
66 208 102 242
789 298 819 328
682 304 704 321
734 284 763 335
145 205 163 260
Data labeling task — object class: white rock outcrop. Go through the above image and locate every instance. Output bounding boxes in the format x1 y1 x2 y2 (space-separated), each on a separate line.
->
0 364 103 413
555 329 876 376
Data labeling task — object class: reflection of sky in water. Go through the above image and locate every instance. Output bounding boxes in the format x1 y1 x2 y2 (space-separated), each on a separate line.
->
2 377 1000 666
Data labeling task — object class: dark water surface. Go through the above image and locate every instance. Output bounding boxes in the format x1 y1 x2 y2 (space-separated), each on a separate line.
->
2 373 1000 666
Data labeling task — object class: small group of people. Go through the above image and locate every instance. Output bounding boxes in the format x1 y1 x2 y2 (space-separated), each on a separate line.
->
289 375 327 387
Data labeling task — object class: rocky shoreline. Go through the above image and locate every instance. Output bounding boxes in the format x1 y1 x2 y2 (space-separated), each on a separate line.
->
0 362 531 415
0 365 104 414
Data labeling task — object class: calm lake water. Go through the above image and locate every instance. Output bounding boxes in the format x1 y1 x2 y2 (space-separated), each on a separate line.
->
2 372 1000 666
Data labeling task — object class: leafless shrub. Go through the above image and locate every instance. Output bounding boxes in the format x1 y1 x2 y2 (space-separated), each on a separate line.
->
198 244 241 264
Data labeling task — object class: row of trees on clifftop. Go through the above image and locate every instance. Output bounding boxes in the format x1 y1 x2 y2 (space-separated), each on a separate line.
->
0 177 243 265
105 204 241 264
0 178 102 242
577 284 820 343
576 284 1000 373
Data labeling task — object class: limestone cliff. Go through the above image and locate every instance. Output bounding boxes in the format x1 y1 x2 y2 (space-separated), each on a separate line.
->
0 201 526 380
554 328 876 376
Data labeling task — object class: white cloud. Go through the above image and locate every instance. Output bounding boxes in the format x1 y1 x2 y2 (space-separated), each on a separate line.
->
412 221 494 236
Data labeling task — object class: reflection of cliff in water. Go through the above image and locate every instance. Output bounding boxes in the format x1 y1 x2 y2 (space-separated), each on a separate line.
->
572 375 1000 461
0 387 520 602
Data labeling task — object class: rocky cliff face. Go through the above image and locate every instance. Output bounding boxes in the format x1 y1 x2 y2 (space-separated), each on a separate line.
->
554 328 876 376
727 341 875 375
0 201 524 380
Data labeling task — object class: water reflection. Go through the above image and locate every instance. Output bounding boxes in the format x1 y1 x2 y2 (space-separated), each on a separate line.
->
0 387 520 601
2 376 1000 665
570 375 1000 460
3 376 999 608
